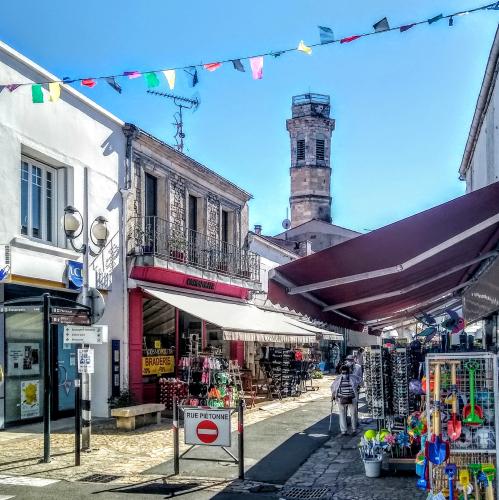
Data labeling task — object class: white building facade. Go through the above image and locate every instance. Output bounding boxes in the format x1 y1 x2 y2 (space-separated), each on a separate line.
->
0 41 127 427
460 27 499 190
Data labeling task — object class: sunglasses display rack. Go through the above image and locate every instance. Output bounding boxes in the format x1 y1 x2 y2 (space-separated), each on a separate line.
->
424 353 499 498
365 346 389 419
392 348 411 417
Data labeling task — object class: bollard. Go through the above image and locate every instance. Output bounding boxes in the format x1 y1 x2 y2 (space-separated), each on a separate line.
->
173 396 179 475
238 399 244 480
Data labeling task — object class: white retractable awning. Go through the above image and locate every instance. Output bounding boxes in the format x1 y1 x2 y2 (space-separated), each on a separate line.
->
142 287 342 343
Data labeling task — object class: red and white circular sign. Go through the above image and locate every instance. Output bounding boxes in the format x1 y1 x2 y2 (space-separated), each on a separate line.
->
196 419 219 444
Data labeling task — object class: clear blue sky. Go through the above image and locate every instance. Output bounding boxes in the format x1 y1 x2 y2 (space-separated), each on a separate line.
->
2 1 498 234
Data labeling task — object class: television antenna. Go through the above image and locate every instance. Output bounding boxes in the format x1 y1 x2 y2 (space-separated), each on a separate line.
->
147 90 200 153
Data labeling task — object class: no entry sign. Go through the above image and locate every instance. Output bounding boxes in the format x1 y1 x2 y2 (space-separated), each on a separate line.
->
184 408 231 447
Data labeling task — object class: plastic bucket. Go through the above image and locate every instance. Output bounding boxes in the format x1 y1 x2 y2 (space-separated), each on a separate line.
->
363 458 382 478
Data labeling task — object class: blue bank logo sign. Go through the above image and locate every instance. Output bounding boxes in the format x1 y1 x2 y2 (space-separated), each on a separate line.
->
67 260 83 289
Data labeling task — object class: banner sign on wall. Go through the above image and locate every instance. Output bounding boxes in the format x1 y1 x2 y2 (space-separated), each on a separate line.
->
142 348 174 376
7 343 40 376
21 379 40 419
67 260 83 289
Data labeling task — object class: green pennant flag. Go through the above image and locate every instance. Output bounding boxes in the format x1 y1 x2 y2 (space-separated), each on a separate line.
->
144 72 160 88
32 84 44 103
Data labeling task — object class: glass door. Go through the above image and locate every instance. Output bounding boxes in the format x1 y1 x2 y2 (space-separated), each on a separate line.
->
53 325 76 417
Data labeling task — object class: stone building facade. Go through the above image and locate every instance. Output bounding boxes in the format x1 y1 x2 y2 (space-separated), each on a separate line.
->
287 93 335 228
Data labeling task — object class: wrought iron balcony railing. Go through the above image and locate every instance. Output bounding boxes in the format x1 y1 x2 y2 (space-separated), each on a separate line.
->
127 216 260 283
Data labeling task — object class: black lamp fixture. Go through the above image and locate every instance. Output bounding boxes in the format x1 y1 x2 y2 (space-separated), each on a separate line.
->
62 205 109 255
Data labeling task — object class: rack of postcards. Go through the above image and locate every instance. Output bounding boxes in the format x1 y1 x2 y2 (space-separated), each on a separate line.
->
422 353 498 498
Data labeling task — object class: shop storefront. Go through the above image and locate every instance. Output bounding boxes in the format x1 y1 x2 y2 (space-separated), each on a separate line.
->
128 266 342 407
1 284 79 429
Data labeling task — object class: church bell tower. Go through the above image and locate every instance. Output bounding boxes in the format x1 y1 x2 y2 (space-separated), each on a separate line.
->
287 94 334 228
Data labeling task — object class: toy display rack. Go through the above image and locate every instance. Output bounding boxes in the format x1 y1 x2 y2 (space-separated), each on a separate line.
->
425 353 499 497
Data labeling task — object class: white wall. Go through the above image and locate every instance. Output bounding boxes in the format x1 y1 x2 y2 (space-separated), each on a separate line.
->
466 77 499 192
0 43 127 418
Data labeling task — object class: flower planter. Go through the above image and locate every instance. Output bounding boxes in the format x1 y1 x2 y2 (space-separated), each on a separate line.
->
363 458 382 478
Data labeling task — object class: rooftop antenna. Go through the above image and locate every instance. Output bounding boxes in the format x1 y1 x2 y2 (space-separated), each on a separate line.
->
282 207 291 240
147 90 200 153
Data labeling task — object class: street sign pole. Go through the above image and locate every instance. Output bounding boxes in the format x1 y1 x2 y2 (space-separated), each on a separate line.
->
42 293 51 463
75 376 81 466
238 399 244 480
81 166 91 451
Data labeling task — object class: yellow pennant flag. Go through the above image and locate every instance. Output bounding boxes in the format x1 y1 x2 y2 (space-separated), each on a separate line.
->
297 40 313 55
49 82 61 102
162 70 176 90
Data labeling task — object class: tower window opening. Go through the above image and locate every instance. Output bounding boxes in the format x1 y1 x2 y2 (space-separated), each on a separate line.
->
296 139 305 161
316 139 325 160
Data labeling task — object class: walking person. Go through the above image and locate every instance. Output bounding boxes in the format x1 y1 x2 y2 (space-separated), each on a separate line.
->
345 354 363 386
331 364 361 436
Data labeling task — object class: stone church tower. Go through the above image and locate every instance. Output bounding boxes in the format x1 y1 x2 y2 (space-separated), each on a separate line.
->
286 94 335 228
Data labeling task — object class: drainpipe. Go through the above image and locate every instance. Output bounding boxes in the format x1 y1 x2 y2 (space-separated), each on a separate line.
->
121 124 138 389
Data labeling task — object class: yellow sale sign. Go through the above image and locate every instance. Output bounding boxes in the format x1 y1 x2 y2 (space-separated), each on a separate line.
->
142 352 174 375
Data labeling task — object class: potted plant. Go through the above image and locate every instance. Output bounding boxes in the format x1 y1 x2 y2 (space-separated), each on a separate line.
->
359 431 389 478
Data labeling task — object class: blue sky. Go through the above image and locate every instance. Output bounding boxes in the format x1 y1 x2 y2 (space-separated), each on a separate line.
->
2 1 498 234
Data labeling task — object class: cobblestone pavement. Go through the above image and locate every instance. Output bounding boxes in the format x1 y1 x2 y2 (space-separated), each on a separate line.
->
0 377 331 485
281 396 427 500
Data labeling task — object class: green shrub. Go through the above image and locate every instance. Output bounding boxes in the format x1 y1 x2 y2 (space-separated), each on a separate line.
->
108 389 136 409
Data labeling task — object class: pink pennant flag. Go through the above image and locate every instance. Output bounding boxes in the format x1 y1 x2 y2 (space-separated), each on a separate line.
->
204 62 222 72
340 35 361 44
249 56 263 80
81 79 96 88
124 71 141 79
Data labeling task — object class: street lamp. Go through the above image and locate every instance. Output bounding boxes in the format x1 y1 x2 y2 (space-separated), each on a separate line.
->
61 204 109 452
62 206 108 255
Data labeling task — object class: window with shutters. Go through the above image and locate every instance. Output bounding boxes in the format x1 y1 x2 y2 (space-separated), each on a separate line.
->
296 139 305 161
20 158 57 243
316 139 325 160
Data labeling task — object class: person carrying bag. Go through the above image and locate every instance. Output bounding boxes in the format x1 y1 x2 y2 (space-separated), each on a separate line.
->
331 364 360 436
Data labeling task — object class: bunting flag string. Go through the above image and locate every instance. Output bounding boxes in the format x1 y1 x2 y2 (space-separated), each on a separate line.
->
1 1 498 102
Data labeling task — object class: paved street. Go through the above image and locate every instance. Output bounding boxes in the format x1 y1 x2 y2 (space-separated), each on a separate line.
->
0 389 422 499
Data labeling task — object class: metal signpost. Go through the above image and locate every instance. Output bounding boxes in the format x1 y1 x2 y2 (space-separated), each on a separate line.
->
173 399 245 480
1 295 91 464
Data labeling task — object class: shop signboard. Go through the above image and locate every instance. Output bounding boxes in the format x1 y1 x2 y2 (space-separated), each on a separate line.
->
77 348 94 374
142 349 174 375
184 408 231 447
7 343 40 376
20 379 40 419
63 325 108 345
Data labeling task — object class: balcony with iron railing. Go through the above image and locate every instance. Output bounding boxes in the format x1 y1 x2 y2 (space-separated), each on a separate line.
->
127 216 260 283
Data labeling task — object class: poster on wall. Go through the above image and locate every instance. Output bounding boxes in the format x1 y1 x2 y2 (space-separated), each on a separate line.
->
142 348 175 376
7 343 40 376
21 380 40 419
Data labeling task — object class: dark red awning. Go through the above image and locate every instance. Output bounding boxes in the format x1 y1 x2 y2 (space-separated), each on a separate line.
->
270 182 499 329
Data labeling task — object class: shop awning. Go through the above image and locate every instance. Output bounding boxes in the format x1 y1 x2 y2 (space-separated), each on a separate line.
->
142 287 342 343
270 181 499 329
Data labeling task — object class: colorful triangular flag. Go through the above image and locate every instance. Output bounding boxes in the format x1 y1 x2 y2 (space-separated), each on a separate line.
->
162 70 176 90
6 84 21 92
0 85 5 94
185 67 199 87
373 17 390 32
486 2 499 9
124 71 141 79
144 72 160 88
340 35 361 44
249 56 263 80
81 79 96 88
32 84 44 103
400 23 416 32
232 59 245 72
48 82 61 102
204 62 222 72
318 26 335 44
297 40 313 55
105 77 122 93
428 14 443 24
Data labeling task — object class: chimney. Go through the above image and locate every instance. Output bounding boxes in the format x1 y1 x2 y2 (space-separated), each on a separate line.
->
254 224 262 235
